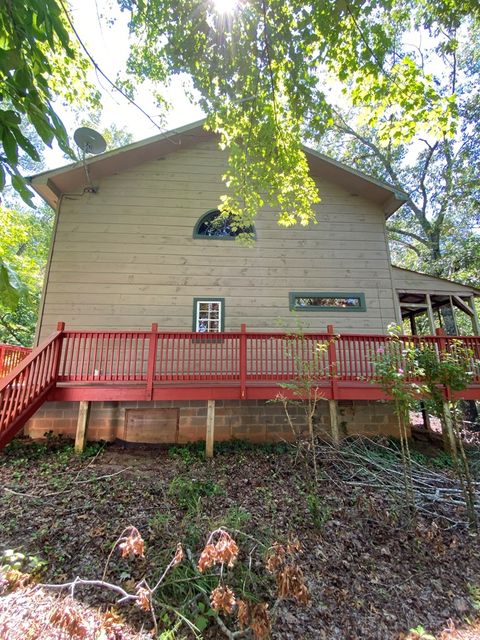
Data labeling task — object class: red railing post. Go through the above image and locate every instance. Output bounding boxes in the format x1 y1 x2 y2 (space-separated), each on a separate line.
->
52 322 65 383
0 347 4 377
146 323 158 400
327 324 338 400
240 323 247 399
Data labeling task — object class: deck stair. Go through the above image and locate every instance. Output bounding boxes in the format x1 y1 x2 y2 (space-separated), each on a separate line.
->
0 325 64 449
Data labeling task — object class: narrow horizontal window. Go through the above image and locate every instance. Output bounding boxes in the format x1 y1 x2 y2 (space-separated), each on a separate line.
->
289 292 367 312
193 298 225 332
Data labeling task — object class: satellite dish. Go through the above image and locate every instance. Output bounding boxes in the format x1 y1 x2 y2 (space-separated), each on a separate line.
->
72 127 107 194
73 127 107 155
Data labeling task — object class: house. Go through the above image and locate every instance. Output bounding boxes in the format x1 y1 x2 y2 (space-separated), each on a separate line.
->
0 121 479 451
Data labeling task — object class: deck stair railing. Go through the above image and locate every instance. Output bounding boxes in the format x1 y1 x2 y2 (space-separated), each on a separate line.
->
0 324 64 449
0 344 31 378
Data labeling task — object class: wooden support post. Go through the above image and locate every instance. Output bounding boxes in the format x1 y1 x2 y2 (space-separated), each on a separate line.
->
146 323 158 401
239 323 247 400
469 296 480 336
426 294 436 334
409 313 417 336
206 399 215 458
327 324 338 398
75 401 91 454
329 399 340 446
449 296 459 336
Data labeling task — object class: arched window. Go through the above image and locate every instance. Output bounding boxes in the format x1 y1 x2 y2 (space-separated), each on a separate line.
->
193 209 255 239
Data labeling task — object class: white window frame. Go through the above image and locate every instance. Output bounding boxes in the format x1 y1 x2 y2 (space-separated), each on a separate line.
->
193 298 224 333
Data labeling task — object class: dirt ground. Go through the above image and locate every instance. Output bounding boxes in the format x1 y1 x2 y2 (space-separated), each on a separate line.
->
1 436 480 639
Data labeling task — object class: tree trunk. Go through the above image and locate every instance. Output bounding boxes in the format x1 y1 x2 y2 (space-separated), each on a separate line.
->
458 400 480 432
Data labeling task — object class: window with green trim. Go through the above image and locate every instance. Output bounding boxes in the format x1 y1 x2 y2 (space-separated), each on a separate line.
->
193 209 254 239
289 292 367 312
193 298 225 332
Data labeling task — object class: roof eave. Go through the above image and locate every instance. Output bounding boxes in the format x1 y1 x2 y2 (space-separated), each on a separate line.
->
29 120 408 216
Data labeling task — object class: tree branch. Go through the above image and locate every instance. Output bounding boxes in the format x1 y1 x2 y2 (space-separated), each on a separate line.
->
386 227 429 247
389 238 422 257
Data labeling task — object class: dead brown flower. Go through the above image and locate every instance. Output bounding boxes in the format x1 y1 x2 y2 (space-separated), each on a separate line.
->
49 603 89 637
215 532 239 568
173 543 184 565
135 586 151 611
236 599 250 629
210 585 236 615
198 543 217 572
265 542 286 574
250 603 270 640
118 528 145 559
198 530 239 572
276 564 310 605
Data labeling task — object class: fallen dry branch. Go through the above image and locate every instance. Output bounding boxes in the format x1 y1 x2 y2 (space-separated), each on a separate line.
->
319 438 480 527
0 587 150 640
3 466 132 500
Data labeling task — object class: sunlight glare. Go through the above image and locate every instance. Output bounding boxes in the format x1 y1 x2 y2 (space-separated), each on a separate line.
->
213 0 238 14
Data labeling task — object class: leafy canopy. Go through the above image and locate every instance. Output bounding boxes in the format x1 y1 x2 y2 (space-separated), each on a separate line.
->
119 0 479 228
318 23 480 285
0 0 98 204
0 205 54 346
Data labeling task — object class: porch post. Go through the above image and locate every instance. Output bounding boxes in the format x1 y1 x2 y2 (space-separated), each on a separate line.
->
329 399 340 446
75 401 91 453
409 313 417 335
146 323 158 401
426 294 436 334
239 323 247 400
469 296 480 335
206 399 215 458
449 296 459 336
327 324 340 446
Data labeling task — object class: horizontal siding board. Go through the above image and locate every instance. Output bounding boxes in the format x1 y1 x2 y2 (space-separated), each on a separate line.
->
46 278 394 293
47 270 394 284
57 220 385 234
50 253 391 268
42 297 395 312
48 241 390 255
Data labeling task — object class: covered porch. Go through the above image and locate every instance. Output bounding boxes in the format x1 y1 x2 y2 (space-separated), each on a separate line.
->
392 266 480 336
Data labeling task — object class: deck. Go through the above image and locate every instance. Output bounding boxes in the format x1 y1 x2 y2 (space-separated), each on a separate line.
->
1 323 480 449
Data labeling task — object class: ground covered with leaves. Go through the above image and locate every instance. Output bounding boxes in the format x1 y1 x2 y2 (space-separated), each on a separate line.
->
1 436 480 639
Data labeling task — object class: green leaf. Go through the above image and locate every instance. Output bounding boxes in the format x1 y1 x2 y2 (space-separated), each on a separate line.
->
2 128 19 165
0 110 22 127
11 174 35 207
12 128 41 162
194 615 209 632
0 260 29 311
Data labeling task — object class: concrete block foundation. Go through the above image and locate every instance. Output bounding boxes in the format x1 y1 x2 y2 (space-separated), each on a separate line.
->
24 399 401 444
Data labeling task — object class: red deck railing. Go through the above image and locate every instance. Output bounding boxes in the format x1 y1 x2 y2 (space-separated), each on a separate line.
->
55 324 480 393
0 344 31 378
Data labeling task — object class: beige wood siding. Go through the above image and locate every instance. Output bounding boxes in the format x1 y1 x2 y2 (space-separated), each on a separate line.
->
38 140 398 340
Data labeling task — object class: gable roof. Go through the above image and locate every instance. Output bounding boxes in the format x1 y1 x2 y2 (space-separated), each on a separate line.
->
30 119 408 215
